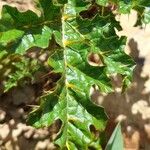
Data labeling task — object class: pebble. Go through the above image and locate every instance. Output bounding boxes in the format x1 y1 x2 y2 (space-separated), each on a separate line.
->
5 141 13 150
17 108 24 116
144 124 150 139
115 114 127 122
0 109 6 122
33 128 49 140
39 53 48 62
5 140 19 150
47 143 57 150
17 123 27 131
0 124 10 140
24 130 34 139
35 139 49 150
12 128 23 138
9 119 15 126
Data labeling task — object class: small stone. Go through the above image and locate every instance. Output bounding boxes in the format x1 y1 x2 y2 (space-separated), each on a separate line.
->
18 108 24 115
127 126 133 134
23 125 35 132
5 141 13 150
17 123 26 131
33 128 49 140
0 110 6 122
5 140 19 150
12 128 23 138
24 130 34 139
144 124 150 139
39 53 48 62
33 133 39 140
0 124 10 140
47 143 57 150
116 114 127 122
35 140 49 150
123 130 140 149
9 119 15 126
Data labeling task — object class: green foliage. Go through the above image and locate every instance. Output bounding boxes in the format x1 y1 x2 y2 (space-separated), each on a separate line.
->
142 8 150 24
0 0 149 149
4 58 39 92
0 49 39 92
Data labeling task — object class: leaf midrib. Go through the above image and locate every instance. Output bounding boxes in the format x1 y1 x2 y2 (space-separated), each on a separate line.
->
61 4 69 148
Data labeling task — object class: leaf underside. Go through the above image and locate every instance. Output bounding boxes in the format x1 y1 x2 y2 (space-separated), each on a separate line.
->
0 0 144 149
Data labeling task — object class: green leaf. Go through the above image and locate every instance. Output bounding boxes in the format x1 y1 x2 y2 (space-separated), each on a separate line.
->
15 26 53 54
0 49 40 92
4 58 39 92
95 0 108 6
52 0 68 5
118 0 133 13
0 29 24 47
109 0 150 15
0 0 136 149
134 0 150 7
142 8 150 24
103 37 135 91
0 2 61 54
105 123 124 150
28 0 134 149
76 14 135 91
28 1 109 149
29 85 107 149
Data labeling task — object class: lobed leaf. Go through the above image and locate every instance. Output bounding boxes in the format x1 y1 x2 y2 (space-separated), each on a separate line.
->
0 1 60 54
27 0 134 149
0 0 137 149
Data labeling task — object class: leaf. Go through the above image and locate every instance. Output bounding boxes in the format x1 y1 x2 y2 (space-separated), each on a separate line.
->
28 0 134 149
0 2 60 54
15 26 53 54
105 123 124 150
95 0 108 6
0 50 40 92
142 7 150 24
28 1 109 149
4 58 39 92
135 0 150 7
107 0 150 15
0 29 24 47
118 0 133 13
0 0 136 149
76 13 135 91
